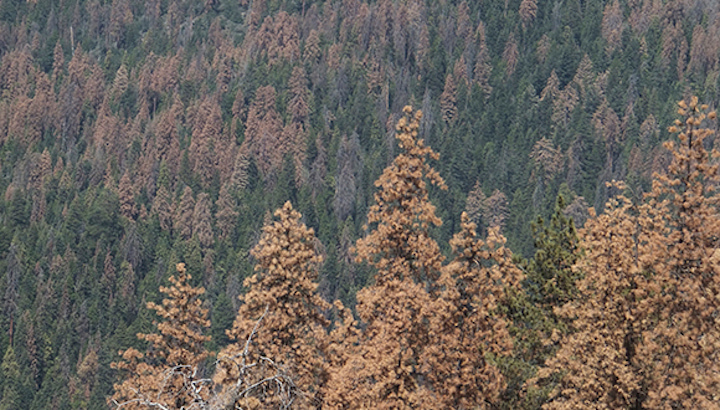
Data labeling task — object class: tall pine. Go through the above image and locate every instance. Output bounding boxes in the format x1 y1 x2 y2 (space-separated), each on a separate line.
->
535 98 720 409
325 106 446 408
110 263 211 409
215 201 330 409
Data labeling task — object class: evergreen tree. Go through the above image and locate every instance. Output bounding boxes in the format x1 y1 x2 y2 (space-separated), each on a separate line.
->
110 263 211 409
524 195 580 310
215 201 330 409
499 195 580 409
0 345 20 410
325 106 447 408
425 213 523 409
534 98 720 409
638 98 720 408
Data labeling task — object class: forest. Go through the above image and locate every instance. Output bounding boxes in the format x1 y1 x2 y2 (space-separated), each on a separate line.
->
0 0 719 408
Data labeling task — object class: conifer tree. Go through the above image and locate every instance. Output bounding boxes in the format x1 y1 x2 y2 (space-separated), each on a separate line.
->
192 192 213 249
638 98 720 408
465 180 486 227
602 0 623 55
0 345 20 410
215 183 238 241
424 213 523 409
175 186 195 240
215 201 330 409
503 33 519 77
519 0 538 30
243 85 284 178
333 133 362 222
499 195 580 409
473 21 493 96
325 106 447 409
524 195 580 310
118 171 137 220
440 74 457 125
110 263 211 409
151 186 173 232
535 97 720 409
532 186 645 409
483 189 510 233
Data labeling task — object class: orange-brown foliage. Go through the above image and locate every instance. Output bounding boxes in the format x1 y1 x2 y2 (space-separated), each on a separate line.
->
325 107 446 408
243 85 284 177
473 21 493 96
536 97 720 409
601 0 623 55
215 202 330 408
502 33 519 77
519 0 538 30
425 214 522 409
110 263 211 409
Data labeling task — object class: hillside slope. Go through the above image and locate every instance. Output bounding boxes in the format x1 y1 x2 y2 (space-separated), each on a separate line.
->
0 0 718 407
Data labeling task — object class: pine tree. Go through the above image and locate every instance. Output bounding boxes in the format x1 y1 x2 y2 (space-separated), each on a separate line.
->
424 213 523 408
118 171 137 220
0 345 20 410
110 263 211 409
190 98 223 186
503 33 519 77
530 138 565 185
535 98 720 409
288 66 310 126
243 85 284 178
215 183 238 241
52 40 64 82
531 186 645 409
175 186 195 240
192 192 213 249
498 196 581 409
325 106 447 409
638 98 720 408
601 0 623 55
440 74 457 125
151 185 174 232
455 1 472 42
101 252 117 307
484 189 509 232
465 180 487 227
473 21 493 96
519 0 538 30
333 133 362 222
215 201 330 409
524 195 580 310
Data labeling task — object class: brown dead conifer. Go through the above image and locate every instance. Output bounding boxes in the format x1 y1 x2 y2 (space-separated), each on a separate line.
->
110 263 211 409
324 107 446 409
535 97 720 409
215 202 330 409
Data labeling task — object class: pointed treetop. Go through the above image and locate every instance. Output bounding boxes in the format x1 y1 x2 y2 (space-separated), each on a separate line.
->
356 106 447 284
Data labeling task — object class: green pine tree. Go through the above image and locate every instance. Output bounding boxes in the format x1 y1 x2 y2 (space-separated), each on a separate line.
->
0 345 20 410
498 194 580 409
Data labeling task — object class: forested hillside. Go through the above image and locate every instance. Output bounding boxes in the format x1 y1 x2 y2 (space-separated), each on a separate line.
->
0 0 719 408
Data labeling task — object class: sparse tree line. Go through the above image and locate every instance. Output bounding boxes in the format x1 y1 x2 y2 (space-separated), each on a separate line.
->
110 100 720 409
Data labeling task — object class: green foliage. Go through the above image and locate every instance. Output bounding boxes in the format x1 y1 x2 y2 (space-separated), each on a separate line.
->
0 0 715 406
524 195 580 308
498 195 580 409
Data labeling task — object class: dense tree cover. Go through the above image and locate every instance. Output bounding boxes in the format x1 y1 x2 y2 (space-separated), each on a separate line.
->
0 0 719 407
106 99 719 409
109 107 523 409
532 99 720 409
